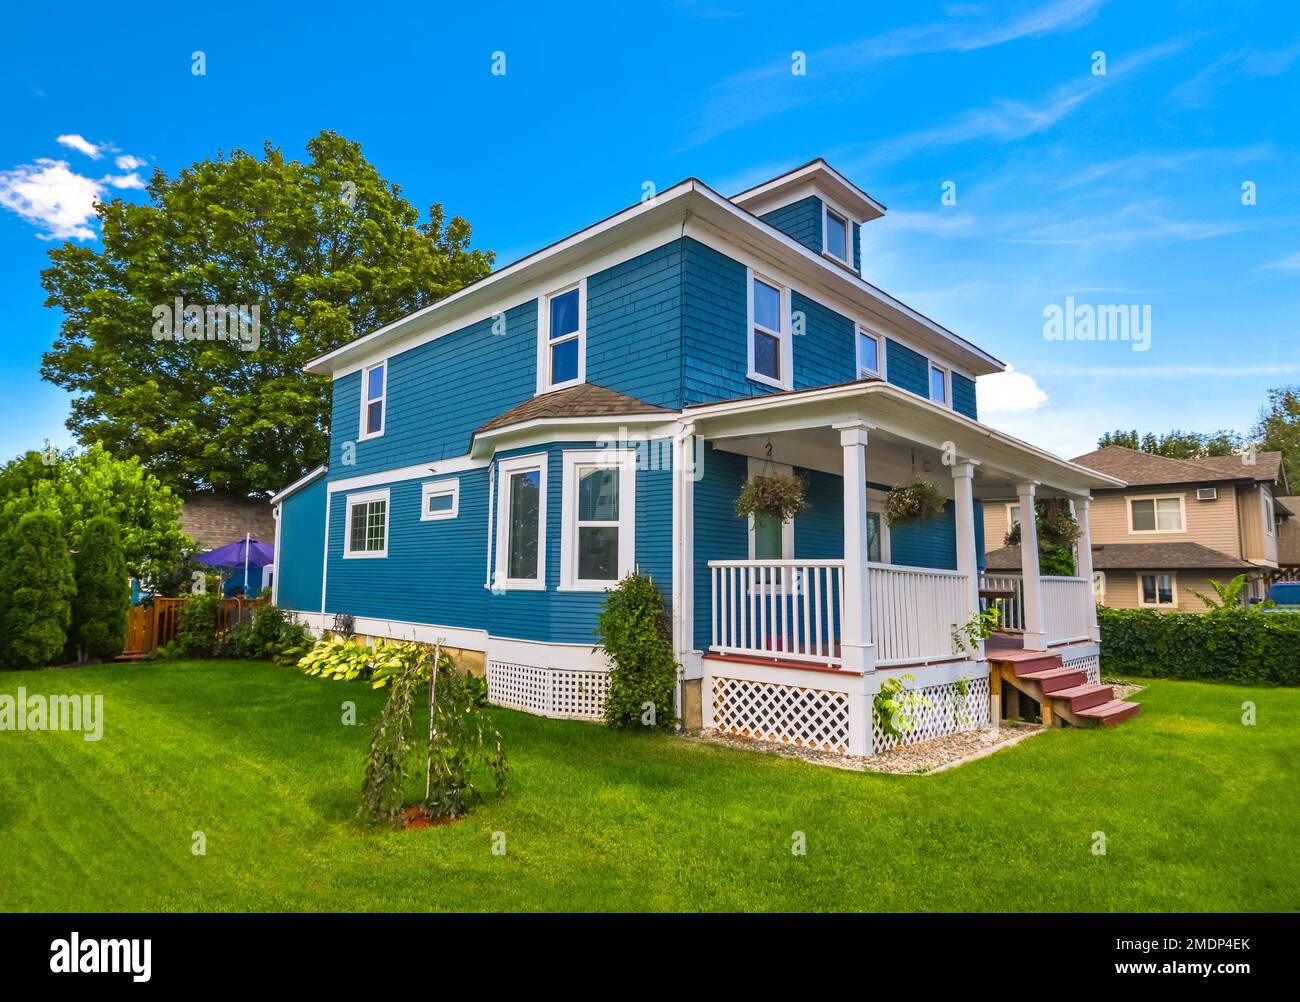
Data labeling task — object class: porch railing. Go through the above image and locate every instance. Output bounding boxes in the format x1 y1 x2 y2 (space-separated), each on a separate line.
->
979 573 1025 631
707 559 970 668
1041 576 1092 645
708 560 845 666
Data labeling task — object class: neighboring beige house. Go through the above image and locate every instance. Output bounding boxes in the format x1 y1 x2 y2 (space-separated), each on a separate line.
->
983 447 1292 612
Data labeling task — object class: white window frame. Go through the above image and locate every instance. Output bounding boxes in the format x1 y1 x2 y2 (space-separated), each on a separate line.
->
1263 488 1275 536
494 453 548 591
928 362 950 407
559 449 636 591
1128 494 1186 534
536 280 586 394
1137 571 1178 608
746 268 792 390
1007 503 1022 530
359 361 387 440
822 204 850 264
1092 570 1106 603
856 325 883 379
343 488 389 559
420 479 460 522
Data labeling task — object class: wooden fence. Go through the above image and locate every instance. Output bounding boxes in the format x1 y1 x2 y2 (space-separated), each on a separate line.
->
122 596 266 657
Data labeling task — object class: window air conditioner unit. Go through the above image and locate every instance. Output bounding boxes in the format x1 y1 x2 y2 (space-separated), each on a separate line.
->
1196 487 1217 501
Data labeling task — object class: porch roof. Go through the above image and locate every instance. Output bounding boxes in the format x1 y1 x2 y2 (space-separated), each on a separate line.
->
683 378 1125 498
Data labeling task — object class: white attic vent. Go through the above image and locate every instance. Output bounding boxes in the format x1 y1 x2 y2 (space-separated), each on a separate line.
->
1196 487 1218 501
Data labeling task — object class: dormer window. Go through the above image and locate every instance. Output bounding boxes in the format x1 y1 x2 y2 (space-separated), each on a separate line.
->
824 206 849 263
360 361 386 439
538 281 585 393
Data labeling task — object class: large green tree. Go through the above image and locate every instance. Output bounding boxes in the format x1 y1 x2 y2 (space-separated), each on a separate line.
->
0 444 188 578
1096 428 1243 459
41 131 494 496
1253 385 1300 488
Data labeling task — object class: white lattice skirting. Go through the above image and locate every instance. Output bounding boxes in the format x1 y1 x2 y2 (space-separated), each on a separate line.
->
486 661 610 720
1062 653 1101 686
871 675 991 754
710 676 853 754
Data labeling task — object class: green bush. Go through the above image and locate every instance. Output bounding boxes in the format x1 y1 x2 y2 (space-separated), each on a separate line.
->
596 573 678 731
1099 605 1300 685
171 592 222 658
227 603 312 663
71 516 130 660
0 510 77 668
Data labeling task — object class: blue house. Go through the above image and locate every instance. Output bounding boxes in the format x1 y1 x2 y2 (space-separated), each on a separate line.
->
272 160 1124 754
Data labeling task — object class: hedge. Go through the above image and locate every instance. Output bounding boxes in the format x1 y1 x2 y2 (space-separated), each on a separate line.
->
1098 606 1300 686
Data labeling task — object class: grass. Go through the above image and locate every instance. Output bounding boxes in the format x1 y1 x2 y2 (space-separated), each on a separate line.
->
0 659 1297 912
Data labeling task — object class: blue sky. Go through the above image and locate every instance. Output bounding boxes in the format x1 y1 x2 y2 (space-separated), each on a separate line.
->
1 0 1296 463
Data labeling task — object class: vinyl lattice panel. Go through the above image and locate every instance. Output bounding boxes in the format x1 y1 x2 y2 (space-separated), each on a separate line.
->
872 675 991 754
486 661 610 720
1062 653 1101 686
710 676 852 754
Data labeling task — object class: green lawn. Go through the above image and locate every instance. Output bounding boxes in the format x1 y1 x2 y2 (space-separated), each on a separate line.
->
0 660 1296 911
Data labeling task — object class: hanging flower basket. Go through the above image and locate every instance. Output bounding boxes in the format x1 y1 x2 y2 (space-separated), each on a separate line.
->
885 478 946 527
735 473 809 523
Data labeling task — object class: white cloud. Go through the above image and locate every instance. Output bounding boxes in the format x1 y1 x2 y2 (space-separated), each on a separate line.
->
0 158 103 240
115 154 148 170
1260 251 1300 272
55 134 105 159
102 172 146 190
977 366 1049 413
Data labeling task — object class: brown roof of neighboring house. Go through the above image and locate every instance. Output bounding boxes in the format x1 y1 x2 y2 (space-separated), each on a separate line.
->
985 541 1256 572
473 383 675 437
1278 496 1300 565
182 494 276 551
1189 452 1285 488
1070 445 1286 490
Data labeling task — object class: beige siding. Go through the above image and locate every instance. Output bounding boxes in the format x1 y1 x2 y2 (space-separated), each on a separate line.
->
1099 570 1224 612
1239 485 1279 565
1089 488 1241 558
982 500 1017 553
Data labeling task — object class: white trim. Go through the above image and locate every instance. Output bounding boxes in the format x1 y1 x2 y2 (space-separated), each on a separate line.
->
343 488 390 559
729 158 887 222
288 610 490 655
420 479 460 521
271 501 282 607
928 361 950 408
1263 487 1275 536
327 454 489 493
559 449 636 591
271 465 327 505
536 279 587 394
320 491 330 613
1006 502 1022 530
494 452 548 591
856 324 883 379
1136 571 1178 607
471 416 681 459
822 202 850 265
484 459 497 588
1127 493 1186 534
746 268 792 389
867 487 892 564
359 361 387 440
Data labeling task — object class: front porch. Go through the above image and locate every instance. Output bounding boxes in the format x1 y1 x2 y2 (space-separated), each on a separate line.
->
678 379 1117 756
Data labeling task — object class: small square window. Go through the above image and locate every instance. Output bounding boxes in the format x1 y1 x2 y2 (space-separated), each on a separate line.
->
1140 573 1175 606
420 480 459 521
345 491 388 558
825 209 848 262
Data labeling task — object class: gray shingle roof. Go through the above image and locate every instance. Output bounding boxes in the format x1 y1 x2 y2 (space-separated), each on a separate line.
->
985 541 1256 572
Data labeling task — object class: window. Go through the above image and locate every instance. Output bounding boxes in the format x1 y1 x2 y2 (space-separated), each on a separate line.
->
360 362 386 439
1092 570 1106 603
929 364 948 405
494 454 547 589
824 207 849 263
539 283 585 392
1130 496 1184 533
1139 572 1176 607
420 479 459 521
857 328 879 377
746 458 795 558
1008 504 1021 529
560 450 635 590
867 490 891 563
1264 490 1275 536
344 489 388 558
747 271 790 389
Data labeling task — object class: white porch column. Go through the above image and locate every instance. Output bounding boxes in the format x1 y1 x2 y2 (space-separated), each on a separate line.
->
951 462 983 660
1075 497 1101 642
837 422 875 677
1016 481 1046 651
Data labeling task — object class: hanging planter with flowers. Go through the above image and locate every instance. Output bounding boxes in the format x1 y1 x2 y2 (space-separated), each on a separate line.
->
884 477 947 528
735 473 809 524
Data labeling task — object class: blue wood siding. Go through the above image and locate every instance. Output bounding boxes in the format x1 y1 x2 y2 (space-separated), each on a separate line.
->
692 443 749 650
791 291 855 389
890 501 958 570
852 221 862 274
952 371 978 420
759 196 823 253
793 469 842 559
275 476 326 612
886 338 929 397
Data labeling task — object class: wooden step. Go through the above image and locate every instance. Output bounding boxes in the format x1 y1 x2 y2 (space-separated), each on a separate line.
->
1075 699 1142 726
1050 683 1114 712
1019 666 1087 694
1008 654 1063 677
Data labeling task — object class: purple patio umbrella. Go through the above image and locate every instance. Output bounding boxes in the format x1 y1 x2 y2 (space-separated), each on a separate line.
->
194 534 275 590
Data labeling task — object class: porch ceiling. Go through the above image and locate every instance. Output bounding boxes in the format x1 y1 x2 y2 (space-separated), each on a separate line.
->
686 380 1122 498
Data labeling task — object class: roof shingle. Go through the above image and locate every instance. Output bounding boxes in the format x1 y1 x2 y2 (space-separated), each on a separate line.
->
1070 445 1283 488
985 541 1256 572
474 383 675 437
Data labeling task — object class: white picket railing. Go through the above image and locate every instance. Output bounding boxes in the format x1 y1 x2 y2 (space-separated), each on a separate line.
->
708 560 845 666
709 560 977 668
869 563 969 666
1041 576 1092 645
980 573 1025 631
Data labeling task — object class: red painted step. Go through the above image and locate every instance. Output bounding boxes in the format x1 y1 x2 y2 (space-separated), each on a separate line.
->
1050 683 1114 712
1020 666 1087 694
1075 699 1142 726
1008 654 1063 677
